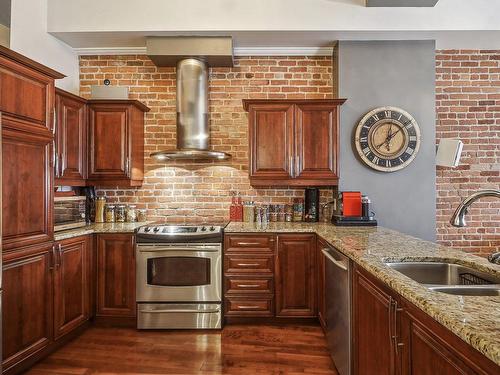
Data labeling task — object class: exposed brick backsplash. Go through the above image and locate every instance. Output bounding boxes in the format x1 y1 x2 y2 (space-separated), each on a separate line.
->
79 55 335 223
435 50 500 256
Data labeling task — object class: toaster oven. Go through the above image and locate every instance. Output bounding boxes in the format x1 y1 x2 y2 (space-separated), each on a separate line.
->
54 196 87 232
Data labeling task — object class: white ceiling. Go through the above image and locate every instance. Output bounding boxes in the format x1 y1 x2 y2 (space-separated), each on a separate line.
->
47 0 500 51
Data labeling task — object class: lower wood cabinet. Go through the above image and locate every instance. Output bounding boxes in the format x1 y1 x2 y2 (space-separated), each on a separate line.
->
224 233 316 318
353 265 500 375
275 234 316 317
2 235 91 374
96 233 136 317
352 264 397 375
2 243 54 373
53 235 91 339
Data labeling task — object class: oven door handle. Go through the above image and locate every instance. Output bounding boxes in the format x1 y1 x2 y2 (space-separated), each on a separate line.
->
137 246 220 253
139 308 221 314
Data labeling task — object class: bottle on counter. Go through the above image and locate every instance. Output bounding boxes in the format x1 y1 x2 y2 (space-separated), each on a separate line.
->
293 198 304 222
229 193 238 221
235 193 243 222
243 201 255 223
95 196 106 223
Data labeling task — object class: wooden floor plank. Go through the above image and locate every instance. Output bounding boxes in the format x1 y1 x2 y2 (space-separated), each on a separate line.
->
24 324 338 375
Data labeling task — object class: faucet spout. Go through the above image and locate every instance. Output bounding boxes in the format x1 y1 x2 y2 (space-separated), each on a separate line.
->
450 189 500 227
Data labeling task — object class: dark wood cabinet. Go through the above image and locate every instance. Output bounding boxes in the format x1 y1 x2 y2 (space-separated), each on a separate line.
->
87 100 149 187
275 234 316 317
0 46 62 252
243 99 345 187
2 244 54 373
224 234 276 317
316 238 327 331
96 234 136 317
53 236 91 340
55 88 87 186
352 265 397 375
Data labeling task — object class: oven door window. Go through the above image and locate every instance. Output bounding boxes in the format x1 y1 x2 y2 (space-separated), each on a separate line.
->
147 256 211 286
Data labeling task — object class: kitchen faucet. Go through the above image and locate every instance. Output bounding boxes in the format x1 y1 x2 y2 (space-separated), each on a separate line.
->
450 189 500 264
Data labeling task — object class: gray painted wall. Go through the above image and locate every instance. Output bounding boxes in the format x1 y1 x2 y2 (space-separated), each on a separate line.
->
367 0 439 7
338 40 436 241
0 0 11 27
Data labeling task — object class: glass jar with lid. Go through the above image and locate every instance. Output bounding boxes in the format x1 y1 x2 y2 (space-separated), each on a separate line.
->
137 208 147 222
116 205 126 222
105 204 116 223
126 205 137 222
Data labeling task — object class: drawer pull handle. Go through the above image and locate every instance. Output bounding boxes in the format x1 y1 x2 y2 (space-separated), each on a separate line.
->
237 284 260 288
237 305 260 309
237 242 261 246
237 263 260 267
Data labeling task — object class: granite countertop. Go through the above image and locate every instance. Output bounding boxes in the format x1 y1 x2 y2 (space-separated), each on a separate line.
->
54 222 151 241
225 221 500 366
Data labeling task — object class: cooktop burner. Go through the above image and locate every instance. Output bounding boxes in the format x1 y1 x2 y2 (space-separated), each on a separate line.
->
135 223 226 243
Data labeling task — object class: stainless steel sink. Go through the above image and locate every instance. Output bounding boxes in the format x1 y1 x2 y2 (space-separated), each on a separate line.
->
428 286 500 297
384 261 500 296
384 262 500 285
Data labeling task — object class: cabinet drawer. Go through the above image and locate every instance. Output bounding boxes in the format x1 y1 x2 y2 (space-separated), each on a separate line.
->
225 277 273 294
225 234 275 252
224 254 274 274
225 297 274 316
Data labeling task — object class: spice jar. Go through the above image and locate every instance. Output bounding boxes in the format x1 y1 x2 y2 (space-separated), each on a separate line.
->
293 198 304 222
116 205 126 222
105 204 116 223
243 202 255 223
95 197 106 223
285 204 293 222
126 205 137 222
137 208 147 222
269 205 278 222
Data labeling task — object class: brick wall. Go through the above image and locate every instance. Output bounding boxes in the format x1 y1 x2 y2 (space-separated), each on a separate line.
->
79 55 334 223
435 50 500 256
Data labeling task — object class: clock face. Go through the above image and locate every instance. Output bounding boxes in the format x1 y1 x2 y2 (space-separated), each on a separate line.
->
355 107 421 172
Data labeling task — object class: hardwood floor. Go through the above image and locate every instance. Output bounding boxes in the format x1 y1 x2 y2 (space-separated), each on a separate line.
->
25 324 338 374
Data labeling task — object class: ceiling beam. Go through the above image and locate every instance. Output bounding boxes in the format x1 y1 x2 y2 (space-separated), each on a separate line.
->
366 0 439 6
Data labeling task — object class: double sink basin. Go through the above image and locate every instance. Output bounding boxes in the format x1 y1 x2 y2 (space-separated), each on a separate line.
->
384 261 500 296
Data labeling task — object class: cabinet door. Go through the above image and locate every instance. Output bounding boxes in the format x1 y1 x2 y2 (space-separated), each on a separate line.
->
53 236 90 340
2 122 53 250
353 266 397 375
400 301 497 375
317 238 327 331
96 234 136 317
294 104 338 182
88 105 129 180
248 103 294 182
55 90 87 185
2 244 54 372
275 234 316 317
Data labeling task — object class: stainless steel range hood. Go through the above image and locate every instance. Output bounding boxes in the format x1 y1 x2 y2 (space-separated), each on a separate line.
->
147 37 233 161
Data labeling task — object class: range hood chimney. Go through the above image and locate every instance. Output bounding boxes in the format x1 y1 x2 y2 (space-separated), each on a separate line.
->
147 37 233 161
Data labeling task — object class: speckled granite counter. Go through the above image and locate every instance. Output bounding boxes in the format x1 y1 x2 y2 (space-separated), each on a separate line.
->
54 222 151 241
225 221 500 366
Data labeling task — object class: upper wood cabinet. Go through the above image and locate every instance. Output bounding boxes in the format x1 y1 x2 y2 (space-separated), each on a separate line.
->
87 100 150 187
0 46 63 251
243 99 346 187
275 234 316 317
55 88 87 186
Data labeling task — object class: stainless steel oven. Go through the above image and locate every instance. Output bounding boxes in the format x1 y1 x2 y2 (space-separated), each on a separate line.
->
135 224 223 329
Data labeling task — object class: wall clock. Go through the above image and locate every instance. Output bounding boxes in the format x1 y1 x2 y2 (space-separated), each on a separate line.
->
354 106 421 172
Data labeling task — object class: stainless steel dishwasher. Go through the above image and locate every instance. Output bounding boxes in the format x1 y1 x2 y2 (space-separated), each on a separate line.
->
322 245 351 375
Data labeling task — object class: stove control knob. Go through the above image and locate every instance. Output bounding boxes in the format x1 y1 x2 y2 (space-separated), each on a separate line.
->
144 227 151 232
210 226 215 231
153 227 160 232
201 226 207 231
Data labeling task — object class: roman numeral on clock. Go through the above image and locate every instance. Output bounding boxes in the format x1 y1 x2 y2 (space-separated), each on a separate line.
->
372 114 380 122
372 156 379 164
384 110 391 118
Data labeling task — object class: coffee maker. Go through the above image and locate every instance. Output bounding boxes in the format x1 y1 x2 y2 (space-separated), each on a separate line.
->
332 191 377 226
304 188 320 222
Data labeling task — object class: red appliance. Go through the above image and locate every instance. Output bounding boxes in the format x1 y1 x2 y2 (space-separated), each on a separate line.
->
342 192 362 217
